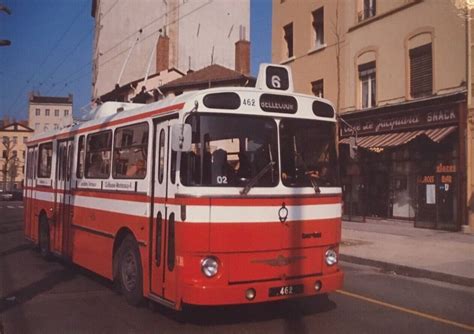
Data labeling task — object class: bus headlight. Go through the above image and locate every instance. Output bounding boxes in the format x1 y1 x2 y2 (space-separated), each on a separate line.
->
325 249 338 266
201 257 219 277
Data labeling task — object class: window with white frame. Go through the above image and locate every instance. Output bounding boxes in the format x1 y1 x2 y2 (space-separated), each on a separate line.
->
360 0 376 21
359 61 376 109
312 8 324 48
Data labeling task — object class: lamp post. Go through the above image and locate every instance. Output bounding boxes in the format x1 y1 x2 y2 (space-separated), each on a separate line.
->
0 4 11 47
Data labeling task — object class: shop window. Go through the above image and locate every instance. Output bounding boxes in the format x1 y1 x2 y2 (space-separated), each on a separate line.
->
312 79 324 98
113 123 149 179
283 23 294 58
38 142 53 178
312 8 324 48
359 61 376 108
85 130 112 179
410 43 432 98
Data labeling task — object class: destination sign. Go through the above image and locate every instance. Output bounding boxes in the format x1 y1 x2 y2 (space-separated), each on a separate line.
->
260 94 297 114
265 66 289 91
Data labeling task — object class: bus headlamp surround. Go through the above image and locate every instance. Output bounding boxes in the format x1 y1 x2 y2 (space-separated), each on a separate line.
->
201 256 219 277
325 249 338 266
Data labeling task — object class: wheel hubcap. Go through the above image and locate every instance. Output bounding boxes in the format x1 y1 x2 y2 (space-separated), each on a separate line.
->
121 251 137 291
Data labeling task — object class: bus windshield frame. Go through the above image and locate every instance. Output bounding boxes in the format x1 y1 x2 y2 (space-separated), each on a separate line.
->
179 112 340 189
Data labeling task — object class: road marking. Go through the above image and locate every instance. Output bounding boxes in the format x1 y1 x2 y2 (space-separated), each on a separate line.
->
7 206 15 209
336 290 474 332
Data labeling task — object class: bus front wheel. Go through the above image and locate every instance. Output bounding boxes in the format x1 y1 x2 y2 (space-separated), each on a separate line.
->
116 235 143 306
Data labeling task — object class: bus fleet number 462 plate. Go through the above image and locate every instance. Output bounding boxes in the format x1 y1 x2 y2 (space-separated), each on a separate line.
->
269 284 304 297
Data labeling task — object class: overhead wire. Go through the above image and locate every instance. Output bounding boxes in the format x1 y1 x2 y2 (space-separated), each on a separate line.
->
47 0 214 99
6 0 89 115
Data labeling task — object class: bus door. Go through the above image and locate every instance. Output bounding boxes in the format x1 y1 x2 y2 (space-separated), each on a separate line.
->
150 120 179 304
25 147 37 240
52 139 74 256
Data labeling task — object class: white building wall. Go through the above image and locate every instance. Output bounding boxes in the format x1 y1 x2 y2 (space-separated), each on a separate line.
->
28 102 73 133
92 0 250 99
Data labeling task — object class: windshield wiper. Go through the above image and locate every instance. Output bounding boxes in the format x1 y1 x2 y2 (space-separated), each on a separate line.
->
240 161 276 195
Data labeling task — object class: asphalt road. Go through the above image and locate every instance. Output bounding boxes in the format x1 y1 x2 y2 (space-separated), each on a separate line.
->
1 201 473 334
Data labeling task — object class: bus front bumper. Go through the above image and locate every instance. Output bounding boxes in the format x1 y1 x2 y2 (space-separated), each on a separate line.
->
181 270 343 306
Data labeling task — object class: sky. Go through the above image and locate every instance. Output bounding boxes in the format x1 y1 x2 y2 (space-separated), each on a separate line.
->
0 0 272 122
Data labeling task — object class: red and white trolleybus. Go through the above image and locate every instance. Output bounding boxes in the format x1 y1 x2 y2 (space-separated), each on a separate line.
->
24 64 343 310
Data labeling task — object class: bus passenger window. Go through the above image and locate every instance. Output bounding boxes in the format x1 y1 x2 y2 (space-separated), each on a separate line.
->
113 123 148 179
38 142 53 178
85 130 112 179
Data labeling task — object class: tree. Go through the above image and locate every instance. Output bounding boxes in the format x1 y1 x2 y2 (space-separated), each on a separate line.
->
1 137 20 191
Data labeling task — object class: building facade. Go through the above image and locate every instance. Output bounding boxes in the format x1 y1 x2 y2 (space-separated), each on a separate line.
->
91 0 250 99
272 0 470 231
0 122 34 190
28 93 74 134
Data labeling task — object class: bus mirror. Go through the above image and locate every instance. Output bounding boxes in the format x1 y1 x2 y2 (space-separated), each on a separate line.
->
349 136 358 159
171 124 192 152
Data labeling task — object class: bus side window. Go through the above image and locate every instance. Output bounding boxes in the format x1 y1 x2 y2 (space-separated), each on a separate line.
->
77 136 84 178
113 122 149 179
38 142 53 178
85 130 112 179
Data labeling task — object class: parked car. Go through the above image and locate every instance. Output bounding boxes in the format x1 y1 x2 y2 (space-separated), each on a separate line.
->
0 190 13 201
11 190 23 201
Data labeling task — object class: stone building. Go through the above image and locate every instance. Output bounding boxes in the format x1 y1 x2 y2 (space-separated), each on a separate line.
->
0 122 33 190
91 0 250 99
272 0 470 231
28 93 74 134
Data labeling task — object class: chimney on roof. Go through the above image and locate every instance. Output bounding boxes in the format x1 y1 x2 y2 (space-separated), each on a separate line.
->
156 34 170 73
235 25 250 75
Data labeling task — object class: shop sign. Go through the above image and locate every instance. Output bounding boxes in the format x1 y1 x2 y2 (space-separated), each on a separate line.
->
435 163 456 173
341 106 458 137
417 175 435 184
440 175 453 184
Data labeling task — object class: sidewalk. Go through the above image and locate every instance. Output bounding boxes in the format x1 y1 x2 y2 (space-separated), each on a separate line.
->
340 219 474 287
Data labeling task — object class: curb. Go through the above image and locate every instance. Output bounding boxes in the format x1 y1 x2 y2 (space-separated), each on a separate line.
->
340 254 474 288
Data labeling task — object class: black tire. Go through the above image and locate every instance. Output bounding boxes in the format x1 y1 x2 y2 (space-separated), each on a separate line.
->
116 235 143 306
38 215 51 260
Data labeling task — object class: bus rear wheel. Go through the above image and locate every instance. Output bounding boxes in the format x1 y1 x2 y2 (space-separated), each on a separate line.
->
116 235 143 306
39 216 51 260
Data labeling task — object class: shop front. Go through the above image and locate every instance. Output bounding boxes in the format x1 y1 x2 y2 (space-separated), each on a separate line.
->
339 92 466 231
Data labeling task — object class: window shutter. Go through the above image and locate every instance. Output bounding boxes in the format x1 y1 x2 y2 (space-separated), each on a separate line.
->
410 43 432 98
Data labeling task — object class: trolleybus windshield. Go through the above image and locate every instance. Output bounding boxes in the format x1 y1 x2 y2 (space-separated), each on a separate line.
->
280 119 339 188
180 113 279 187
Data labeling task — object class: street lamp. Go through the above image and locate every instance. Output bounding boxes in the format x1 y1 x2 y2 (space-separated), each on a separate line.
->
1 4 11 47
0 4 11 14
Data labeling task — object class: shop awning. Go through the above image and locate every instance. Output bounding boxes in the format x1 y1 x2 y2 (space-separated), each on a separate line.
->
340 126 457 149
